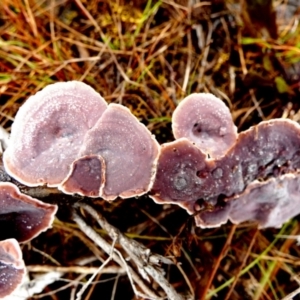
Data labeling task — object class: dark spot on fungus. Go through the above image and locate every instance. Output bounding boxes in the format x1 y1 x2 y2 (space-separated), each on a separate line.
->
172 93 237 158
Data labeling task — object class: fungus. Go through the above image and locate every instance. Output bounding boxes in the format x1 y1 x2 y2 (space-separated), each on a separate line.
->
150 137 241 212
80 103 160 200
172 93 237 158
60 155 105 197
0 182 57 242
151 112 300 228
150 138 211 212
195 174 300 228
3 81 107 187
227 119 300 185
228 174 300 228
0 238 25 299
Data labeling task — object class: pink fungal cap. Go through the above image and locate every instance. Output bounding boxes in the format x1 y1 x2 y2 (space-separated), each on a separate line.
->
229 118 300 184
80 103 160 200
172 93 237 158
0 239 25 299
3 81 107 187
0 182 57 243
59 154 106 197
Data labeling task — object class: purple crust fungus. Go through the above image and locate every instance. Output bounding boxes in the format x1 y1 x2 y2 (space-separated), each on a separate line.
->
60 155 106 197
228 174 300 228
80 104 160 200
3 81 107 187
172 93 237 158
0 182 57 242
150 91 300 229
195 174 300 229
0 238 25 299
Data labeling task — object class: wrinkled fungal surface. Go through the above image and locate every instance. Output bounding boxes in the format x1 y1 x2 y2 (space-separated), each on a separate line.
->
227 119 300 185
0 182 57 242
151 117 300 228
80 104 160 200
0 239 25 298
172 93 237 158
3 81 107 187
60 155 105 197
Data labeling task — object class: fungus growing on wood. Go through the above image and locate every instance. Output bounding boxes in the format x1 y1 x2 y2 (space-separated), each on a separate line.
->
80 104 160 200
151 107 300 228
3 81 107 187
0 238 25 299
172 93 237 158
195 174 300 229
60 155 106 197
0 182 57 242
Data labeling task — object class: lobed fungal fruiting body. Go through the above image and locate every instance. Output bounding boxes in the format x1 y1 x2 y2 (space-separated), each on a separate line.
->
3 81 160 200
150 93 300 229
172 93 237 158
0 182 57 242
3 84 300 234
3 81 108 187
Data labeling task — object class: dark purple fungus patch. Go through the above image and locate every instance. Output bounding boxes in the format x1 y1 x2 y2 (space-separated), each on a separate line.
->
228 174 300 228
0 239 25 298
60 155 105 197
3 81 107 187
0 182 57 242
228 119 300 186
80 104 160 200
150 138 243 211
151 116 300 228
150 138 218 212
172 93 237 158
